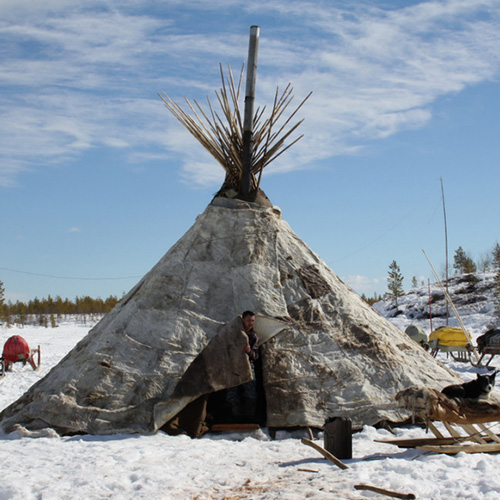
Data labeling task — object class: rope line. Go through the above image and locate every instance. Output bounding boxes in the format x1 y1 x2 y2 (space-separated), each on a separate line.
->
0 267 142 281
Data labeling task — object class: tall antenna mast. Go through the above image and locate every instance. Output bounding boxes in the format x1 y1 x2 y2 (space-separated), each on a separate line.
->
241 25 260 196
441 177 449 325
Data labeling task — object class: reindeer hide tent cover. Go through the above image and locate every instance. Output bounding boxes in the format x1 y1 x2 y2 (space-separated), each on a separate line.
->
0 34 461 435
0 196 460 436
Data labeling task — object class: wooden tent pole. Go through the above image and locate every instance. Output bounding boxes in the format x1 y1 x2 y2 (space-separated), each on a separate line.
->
422 249 481 364
241 25 260 195
428 278 433 332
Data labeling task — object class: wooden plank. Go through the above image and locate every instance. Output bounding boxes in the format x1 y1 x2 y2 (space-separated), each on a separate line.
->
376 437 467 448
211 423 260 432
477 423 500 443
443 421 461 439
461 424 488 444
301 438 349 470
377 422 500 448
418 442 500 454
426 420 445 439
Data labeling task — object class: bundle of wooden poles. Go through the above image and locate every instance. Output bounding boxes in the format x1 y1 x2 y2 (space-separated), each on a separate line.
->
158 64 311 195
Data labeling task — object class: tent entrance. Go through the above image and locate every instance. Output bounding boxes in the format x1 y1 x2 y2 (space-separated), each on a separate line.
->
161 315 286 437
162 358 266 438
206 356 266 428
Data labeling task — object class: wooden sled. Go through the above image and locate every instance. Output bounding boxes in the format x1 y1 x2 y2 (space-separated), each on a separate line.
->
377 387 500 454
471 347 500 368
429 327 472 363
473 329 500 368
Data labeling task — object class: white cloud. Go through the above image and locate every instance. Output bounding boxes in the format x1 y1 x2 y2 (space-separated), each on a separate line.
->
1 0 500 187
342 274 383 296
67 227 82 233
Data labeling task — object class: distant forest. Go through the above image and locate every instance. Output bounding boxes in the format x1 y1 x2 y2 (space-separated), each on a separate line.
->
2 241 499 326
0 294 121 327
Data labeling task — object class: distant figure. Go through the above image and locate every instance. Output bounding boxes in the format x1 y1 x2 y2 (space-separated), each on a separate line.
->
226 310 259 421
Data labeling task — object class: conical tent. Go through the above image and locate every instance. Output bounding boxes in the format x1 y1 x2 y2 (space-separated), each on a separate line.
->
0 28 460 437
0 197 459 436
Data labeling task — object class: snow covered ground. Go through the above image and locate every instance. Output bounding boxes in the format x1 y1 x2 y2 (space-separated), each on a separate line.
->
1 277 500 500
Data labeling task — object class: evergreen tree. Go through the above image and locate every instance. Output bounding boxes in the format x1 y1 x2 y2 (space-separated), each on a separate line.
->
0 293 121 327
492 243 500 269
494 270 500 317
14 301 27 326
411 276 418 288
453 246 477 274
360 292 383 306
387 260 404 308
464 258 477 274
0 281 10 326
1 303 11 327
493 243 500 316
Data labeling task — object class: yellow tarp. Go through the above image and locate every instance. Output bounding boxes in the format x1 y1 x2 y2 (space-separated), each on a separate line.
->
429 326 469 347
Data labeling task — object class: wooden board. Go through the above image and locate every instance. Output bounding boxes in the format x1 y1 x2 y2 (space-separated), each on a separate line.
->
211 423 260 432
478 424 500 443
376 437 467 448
418 442 500 454
377 432 500 449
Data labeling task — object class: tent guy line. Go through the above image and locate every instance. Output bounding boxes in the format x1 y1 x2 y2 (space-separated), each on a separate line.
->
0 267 142 282
2 206 431 286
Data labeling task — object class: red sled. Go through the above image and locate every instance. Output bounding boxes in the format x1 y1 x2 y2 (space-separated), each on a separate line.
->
1 335 40 375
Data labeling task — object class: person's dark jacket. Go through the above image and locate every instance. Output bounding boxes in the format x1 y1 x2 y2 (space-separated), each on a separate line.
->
246 329 259 362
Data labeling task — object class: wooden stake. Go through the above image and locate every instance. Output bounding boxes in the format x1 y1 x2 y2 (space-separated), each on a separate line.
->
354 484 416 499
300 438 348 470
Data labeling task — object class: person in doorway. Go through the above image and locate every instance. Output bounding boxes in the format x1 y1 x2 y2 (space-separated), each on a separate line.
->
226 310 259 422
241 310 259 363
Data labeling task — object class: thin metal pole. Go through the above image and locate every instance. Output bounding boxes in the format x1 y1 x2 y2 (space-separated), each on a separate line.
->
441 178 449 325
422 249 480 364
241 26 260 196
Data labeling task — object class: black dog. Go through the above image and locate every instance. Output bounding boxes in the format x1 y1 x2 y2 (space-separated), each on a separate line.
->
441 371 498 400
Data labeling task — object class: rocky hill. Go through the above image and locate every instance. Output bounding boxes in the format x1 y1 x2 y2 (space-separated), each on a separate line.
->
373 272 499 341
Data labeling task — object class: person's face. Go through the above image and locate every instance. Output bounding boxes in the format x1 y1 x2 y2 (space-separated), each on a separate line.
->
242 315 255 333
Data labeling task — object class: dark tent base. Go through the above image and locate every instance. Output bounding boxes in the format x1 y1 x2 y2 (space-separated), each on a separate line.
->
163 358 267 438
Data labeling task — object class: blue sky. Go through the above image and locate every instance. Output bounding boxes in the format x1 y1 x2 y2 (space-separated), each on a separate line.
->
1 0 500 303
